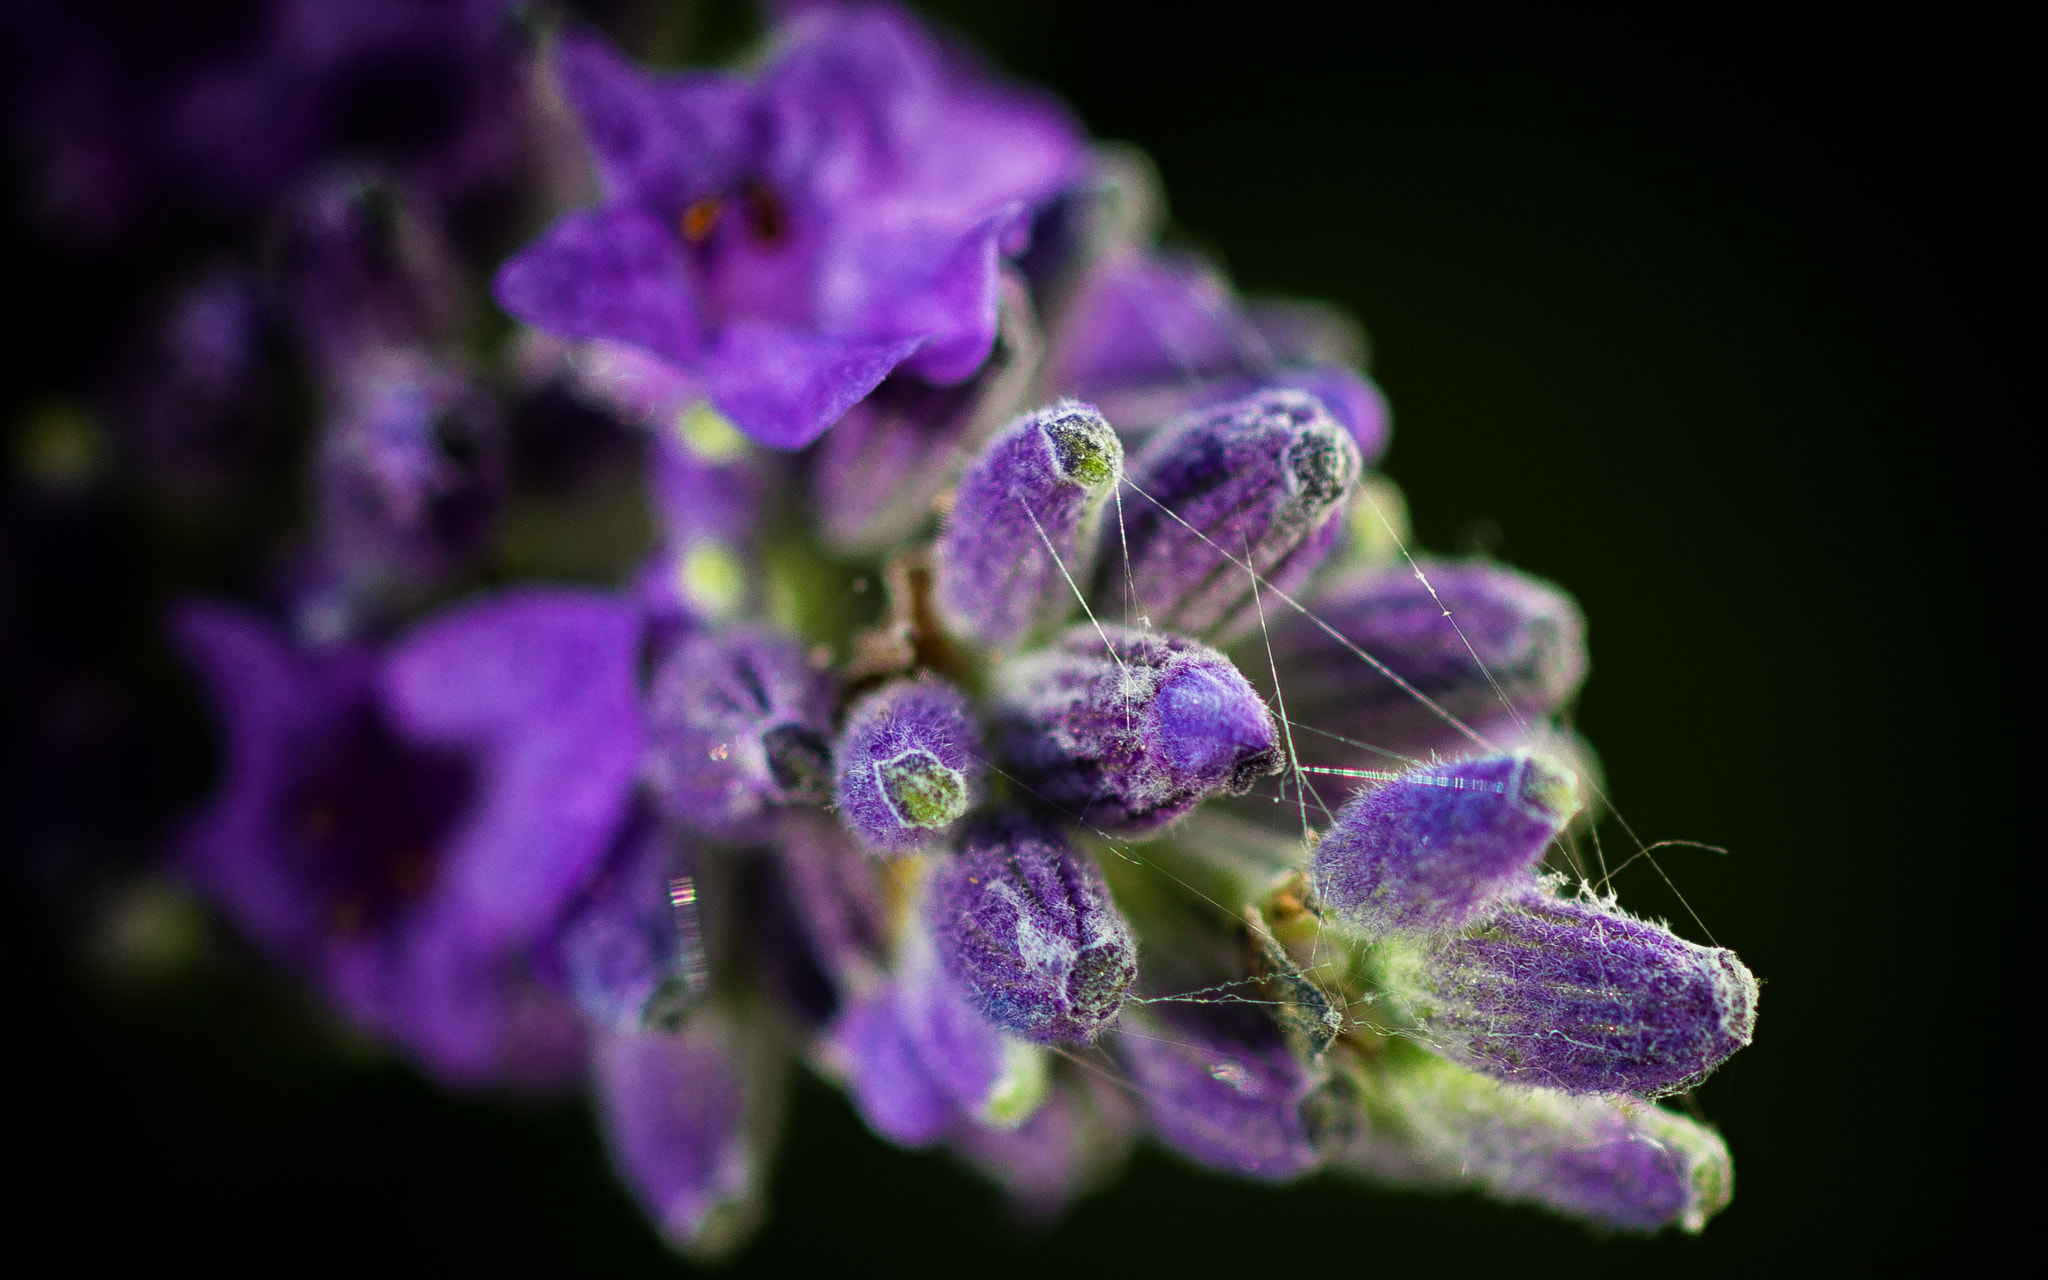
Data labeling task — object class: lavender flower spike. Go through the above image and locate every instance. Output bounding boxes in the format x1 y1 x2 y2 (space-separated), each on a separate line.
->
1311 752 1580 940
1341 1051 1733 1233
833 677 984 854
927 813 1139 1043
1385 888 1760 1096
644 627 837 837
991 625 1279 835
935 401 1123 654
1101 388 1360 642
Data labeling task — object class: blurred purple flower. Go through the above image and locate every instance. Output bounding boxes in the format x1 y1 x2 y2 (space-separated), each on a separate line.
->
494 4 1085 447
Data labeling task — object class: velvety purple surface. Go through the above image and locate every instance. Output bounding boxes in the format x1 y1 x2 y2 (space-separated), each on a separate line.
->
540 806 705 1034
644 627 837 836
1100 388 1360 642
991 625 1279 835
831 676 983 854
1113 1005 1324 1183
926 813 1138 1043
494 5 1083 448
1046 250 1391 458
934 401 1122 653
1258 558 1588 764
1400 889 1759 1096
171 587 645 1087
592 1015 772 1251
1311 753 1573 939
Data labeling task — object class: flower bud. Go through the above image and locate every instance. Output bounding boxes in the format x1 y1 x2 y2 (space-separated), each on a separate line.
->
991 625 1280 835
544 811 708 1033
1261 559 1587 759
935 401 1123 653
927 813 1139 1043
1311 752 1580 940
592 1008 784 1260
1339 1051 1733 1233
1112 1005 1324 1183
644 627 836 836
951 1068 1141 1221
1385 890 1759 1096
1102 388 1360 641
832 677 983 855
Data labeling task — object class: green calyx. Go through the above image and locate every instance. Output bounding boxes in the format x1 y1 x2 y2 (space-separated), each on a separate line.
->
1044 414 1123 490
876 748 970 829
1514 754 1582 825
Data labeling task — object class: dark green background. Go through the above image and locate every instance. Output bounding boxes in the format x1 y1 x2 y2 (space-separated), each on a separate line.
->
6 2 2014 1270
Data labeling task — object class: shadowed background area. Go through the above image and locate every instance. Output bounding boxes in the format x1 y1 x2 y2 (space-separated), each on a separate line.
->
2 0 2014 1270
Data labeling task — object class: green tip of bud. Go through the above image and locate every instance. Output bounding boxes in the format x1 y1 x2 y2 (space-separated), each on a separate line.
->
1283 422 1361 512
876 748 970 830
1044 412 1123 490
1514 753 1582 825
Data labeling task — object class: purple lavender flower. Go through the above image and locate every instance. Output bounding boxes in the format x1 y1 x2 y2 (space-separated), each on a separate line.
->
1384 888 1760 1096
748 810 892 1024
832 676 983 854
990 625 1280 835
934 401 1123 654
541 808 708 1034
1104 388 1361 642
314 347 506 601
275 167 461 367
493 6 1084 448
592 1010 784 1259
171 588 644 1087
831 932 1048 1145
1113 1004 1325 1183
1311 752 1581 940
1045 249 1391 455
644 628 837 837
926 813 1139 1043
809 274 1042 554
1337 1051 1733 1233
1259 559 1588 761
950 1068 1140 1221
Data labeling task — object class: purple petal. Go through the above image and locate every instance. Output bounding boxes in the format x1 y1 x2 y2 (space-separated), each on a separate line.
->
554 33 757 212
832 986 956 1147
701 321 923 449
380 588 646 950
493 207 706 368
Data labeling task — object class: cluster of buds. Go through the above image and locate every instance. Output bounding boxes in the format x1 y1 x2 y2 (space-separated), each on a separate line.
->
114 1 1760 1257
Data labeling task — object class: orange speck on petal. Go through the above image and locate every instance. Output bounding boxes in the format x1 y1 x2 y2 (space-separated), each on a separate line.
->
680 197 722 244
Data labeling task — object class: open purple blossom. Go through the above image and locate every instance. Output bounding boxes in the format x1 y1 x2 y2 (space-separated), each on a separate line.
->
493 5 1084 448
1103 388 1362 642
832 676 983 854
1337 1050 1733 1233
172 588 644 1087
926 812 1139 1043
643 628 837 837
991 624 1280 835
1384 886 1760 1096
935 400 1123 654
1312 752 1581 939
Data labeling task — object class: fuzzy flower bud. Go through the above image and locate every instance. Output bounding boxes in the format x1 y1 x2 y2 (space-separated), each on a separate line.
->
832 677 984 854
935 401 1124 654
1340 1051 1733 1233
1263 559 1587 757
1385 889 1760 1096
1113 1005 1325 1183
644 628 836 837
991 625 1280 835
927 813 1139 1043
1102 388 1360 641
1312 752 1580 940
544 812 708 1034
